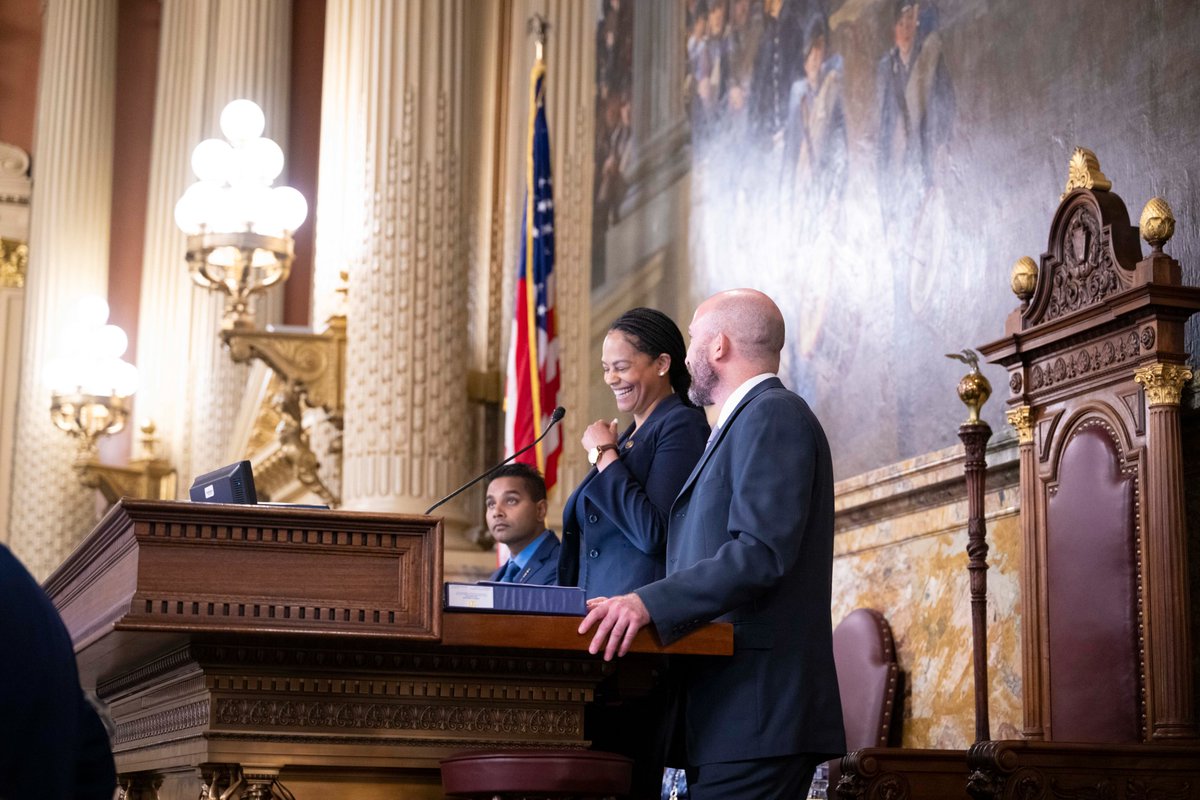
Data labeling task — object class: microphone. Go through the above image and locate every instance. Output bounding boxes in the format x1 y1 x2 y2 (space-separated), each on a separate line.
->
424 406 566 516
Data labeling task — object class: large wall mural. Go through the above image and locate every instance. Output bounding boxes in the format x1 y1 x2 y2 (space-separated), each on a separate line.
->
672 0 1200 477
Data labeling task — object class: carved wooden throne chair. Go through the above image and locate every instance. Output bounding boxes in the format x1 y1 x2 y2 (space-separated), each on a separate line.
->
971 148 1200 794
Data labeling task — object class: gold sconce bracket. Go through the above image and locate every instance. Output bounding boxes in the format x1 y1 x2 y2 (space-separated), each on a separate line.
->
222 316 346 505
56 414 177 505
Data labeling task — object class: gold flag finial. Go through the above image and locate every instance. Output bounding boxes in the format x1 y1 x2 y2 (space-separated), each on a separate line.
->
528 14 549 61
1061 147 1112 199
1139 196 1175 253
946 349 992 425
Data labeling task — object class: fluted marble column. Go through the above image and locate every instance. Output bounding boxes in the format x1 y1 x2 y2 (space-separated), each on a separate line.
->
185 0 291 482
136 0 291 488
321 1 471 536
7 0 117 578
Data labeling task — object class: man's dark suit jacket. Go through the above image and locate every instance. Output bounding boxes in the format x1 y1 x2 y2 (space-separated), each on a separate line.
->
557 393 709 599
488 531 561 585
637 377 846 765
0 544 116 799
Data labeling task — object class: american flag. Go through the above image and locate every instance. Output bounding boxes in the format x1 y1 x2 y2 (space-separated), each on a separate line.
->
504 57 561 491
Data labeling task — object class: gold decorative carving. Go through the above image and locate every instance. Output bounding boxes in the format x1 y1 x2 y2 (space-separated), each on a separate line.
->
1061 146 1112 199
74 421 177 506
1139 196 1175 252
1133 362 1193 407
1010 256 1037 308
1006 407 1034 444
0 237 27 288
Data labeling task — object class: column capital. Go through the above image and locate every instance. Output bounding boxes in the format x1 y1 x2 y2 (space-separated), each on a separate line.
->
1006 405 1034 444
1133 362 1193 407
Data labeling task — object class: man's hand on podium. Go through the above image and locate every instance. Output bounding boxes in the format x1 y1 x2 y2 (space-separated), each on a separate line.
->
579 593 651 661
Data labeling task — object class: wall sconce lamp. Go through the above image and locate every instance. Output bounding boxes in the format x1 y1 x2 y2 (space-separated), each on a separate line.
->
176 99 337 503
174 99 308 331
47 297 176 503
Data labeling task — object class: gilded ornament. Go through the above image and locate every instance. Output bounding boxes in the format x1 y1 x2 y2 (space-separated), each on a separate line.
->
1133 362 1193 407
1010 256 1037 306
0 237 27 288
1006 406 1034 445
1138 196 1175 251
946 349 992 425
1061 147 1112 199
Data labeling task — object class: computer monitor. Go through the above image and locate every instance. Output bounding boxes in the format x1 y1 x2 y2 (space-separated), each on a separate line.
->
189 460 258 504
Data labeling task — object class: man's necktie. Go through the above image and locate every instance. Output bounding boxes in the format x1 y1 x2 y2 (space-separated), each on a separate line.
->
501 560 521 583
705 424 722 450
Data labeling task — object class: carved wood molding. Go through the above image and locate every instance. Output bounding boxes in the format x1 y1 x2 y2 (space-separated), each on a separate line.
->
211 698 583 738
1025 325 1154 396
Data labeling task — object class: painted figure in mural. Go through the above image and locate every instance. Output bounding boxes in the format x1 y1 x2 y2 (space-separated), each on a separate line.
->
597 90 634 226
694 0 735 131
558 307 709 798
784 11 847 224
875 0 954 250
725 0 763 122
749 0 811 147
591 0 634 278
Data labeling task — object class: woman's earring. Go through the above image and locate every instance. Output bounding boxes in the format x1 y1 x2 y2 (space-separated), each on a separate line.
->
658 371 666 377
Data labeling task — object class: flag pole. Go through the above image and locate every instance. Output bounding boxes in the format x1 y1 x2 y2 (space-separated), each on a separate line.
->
527 13 549 62
521 15 548 472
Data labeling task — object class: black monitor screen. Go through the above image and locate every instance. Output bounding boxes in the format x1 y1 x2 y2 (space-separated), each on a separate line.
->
189 460 258 504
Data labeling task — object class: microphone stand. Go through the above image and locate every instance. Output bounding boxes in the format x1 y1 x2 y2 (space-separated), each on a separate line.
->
424 407 565 515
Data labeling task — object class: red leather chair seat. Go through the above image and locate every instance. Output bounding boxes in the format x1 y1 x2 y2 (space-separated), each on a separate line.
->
440 749 634 798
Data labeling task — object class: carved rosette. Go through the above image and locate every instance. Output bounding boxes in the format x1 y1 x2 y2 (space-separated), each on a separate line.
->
1133 363 1193 407
1028 328 1148 394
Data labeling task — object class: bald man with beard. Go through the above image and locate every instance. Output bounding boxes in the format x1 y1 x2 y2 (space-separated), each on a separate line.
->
580 289 845 798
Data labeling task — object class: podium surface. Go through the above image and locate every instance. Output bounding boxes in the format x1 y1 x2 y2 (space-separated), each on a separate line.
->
46 499 730 799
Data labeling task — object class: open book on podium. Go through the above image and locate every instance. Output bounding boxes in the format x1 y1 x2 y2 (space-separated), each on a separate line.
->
444 581 586 616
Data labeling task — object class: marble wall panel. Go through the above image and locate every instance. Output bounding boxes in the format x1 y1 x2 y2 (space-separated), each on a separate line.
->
832 435 1022 749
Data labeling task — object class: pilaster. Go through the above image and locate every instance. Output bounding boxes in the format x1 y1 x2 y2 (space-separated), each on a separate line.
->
1133 361 1197 739
1006 404 1044 740
7 0 118 578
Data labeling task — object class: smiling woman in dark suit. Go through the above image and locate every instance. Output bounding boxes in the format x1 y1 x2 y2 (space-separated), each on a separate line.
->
558 307 710 797
557 307 709 600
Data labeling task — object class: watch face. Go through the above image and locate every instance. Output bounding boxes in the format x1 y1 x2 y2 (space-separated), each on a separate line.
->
588 446 600 465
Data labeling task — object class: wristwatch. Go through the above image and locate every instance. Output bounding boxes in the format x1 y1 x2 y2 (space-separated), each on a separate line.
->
588 443 619 465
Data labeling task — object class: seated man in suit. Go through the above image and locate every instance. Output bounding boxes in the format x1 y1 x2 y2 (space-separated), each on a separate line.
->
486 463 560 584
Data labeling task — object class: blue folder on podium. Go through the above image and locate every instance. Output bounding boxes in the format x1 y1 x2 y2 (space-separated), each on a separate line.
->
443 582 586 616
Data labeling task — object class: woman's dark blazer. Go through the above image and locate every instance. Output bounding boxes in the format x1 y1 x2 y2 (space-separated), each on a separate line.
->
557 393 709 599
